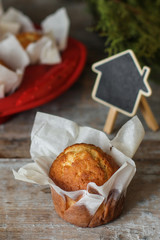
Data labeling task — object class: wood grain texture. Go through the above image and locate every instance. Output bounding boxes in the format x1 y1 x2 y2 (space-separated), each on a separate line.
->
0 157 160 240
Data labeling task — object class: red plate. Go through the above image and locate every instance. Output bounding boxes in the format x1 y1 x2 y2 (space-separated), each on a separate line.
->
0 38 87 123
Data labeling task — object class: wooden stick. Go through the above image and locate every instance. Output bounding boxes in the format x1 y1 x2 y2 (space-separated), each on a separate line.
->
103 107 118 134
140 95 159 131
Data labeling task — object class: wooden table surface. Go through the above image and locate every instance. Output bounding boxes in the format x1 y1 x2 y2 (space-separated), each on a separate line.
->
0 1 160 240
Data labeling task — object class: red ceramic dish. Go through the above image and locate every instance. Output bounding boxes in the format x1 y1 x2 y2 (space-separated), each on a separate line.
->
0 38 87 123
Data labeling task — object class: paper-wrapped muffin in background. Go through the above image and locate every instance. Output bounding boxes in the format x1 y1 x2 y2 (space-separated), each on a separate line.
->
0 3 70 98
13 112 144 227
0 5 70 64
0 34 29 98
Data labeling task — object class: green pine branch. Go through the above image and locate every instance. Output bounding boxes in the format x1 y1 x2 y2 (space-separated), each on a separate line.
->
86 0 160 68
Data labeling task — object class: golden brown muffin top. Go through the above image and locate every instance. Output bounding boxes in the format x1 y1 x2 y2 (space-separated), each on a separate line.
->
49 143 119 191
16 32 42 49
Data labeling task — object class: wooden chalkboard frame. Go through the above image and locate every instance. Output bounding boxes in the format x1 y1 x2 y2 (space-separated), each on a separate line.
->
92 49 152 117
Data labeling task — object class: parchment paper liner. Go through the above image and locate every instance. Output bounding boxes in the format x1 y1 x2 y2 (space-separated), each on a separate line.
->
0 6 69 64
0 34 29 98
0 7 35 33
13 112 145 227
0 5 70 97
0 6 70 52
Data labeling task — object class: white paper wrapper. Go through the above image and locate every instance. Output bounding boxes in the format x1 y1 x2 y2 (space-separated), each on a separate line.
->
0 83 4 98
0 5 70 97
0 21 20 36
0 4 70 62
0 34 29 97
13 112 145 218
41 7 70 51
0 34 29 69
0 4 70 98
26 35 61 65
1 7 35 33
26 7 69 64
0 64 22 98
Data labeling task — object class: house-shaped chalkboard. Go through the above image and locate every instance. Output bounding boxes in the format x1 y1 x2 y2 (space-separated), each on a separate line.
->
92 50 152 117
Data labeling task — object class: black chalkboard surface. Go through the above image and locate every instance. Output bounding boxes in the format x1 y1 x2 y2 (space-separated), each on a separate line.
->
92 50 152 117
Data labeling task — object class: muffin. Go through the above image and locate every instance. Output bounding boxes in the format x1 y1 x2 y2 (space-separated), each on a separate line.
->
16 32 42 49
49 143 119 191
49 143 124 227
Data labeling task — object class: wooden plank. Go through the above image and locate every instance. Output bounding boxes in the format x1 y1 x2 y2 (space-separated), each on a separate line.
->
134 140 160 160
0 139 159 160
0 138 30 158
0 158 160 240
